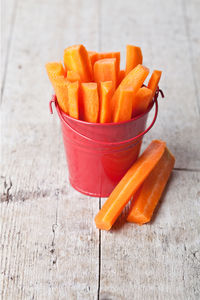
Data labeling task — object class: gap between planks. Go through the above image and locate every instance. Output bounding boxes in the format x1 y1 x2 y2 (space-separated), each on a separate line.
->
97 1 102 299
97 197 101 300
182 0 200 115
1 0 18 102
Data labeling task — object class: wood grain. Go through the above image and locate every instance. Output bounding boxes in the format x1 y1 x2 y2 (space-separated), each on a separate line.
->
100 170 200 300
1 0 200 299
1 0 17 94
100 0 200 170
1 0 99 299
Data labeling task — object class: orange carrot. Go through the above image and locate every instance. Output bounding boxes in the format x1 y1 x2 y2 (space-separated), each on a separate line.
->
111 64 149 115
94 58 117 91
80 83 99 122
45 62 66 87
67 81 79 119
117 70 125 86
113 87 133 123
99 81 113 123
127 147 175 224
98 52 120 74
132 87 153 117
53 77 69 114
125 45 143 75
148 70 162 100
64 44 92 82
88 51 99 67
67 70 81 82
95 140 166 230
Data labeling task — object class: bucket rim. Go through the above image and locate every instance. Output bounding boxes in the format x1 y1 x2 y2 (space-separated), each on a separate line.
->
56 95 154 127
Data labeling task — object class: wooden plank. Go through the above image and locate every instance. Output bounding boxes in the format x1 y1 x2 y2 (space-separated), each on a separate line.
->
1 0 17 91
100 0 200 170
0 0 99 299
182 0 200 113
99 0 200 299
99 170 200 300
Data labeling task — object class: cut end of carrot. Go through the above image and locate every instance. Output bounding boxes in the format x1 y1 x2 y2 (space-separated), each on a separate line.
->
64 44 92 82
88 51 99 67
45 62 66 87
125 45 143 75
132 87 153 117
127 206 150 224
94 58 117 91
127 145 175 225
95 216 112 231
148 70 162 100
97 51 120 73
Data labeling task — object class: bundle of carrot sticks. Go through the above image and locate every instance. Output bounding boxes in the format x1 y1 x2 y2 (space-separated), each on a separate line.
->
46 44 175 230
95 140 175 230
46 44 162 123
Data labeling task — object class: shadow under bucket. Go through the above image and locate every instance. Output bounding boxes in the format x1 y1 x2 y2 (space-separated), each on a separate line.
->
49 90 162 197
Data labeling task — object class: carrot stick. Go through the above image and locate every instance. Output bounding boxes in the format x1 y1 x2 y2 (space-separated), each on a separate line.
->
117 70 125 86
80 83 99 122
53 76 69 114
148 70 162 100
67 81 79 119
111 64 149 115
94 58 117 91
99 81 113 123
127 147 175 224
125 45 143 75
98 52 120 74
88 51 99 67
113 87 133 123
64 44 92 82
45 62 66 88
67 70 81 82
95 140 166 230
132 87 153 117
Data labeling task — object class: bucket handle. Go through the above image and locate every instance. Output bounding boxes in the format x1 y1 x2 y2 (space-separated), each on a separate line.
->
49 89 164 146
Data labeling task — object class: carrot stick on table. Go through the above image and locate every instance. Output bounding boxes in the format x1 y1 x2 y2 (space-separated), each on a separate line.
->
67 70 81 82
94 58 117 91
148 70 162 100
64 44 93 82
111 64 149 115
113 87 133 123
99 81 113 123
95 140 166 230
127 147 175 224
67 81 79 119
132 87 153 117
125 45 143 75
80 83 99 122
98 52 120 74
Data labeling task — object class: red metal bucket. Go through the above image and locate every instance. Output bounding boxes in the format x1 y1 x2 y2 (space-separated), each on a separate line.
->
49 90 161 197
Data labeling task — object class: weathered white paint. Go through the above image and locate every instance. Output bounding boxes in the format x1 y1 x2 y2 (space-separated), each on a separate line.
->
1 0 99 299
100 170 200 300
101 0 200 170
1 0 17 89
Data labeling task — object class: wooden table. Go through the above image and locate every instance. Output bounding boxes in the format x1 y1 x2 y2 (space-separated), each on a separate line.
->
1 0 200 299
